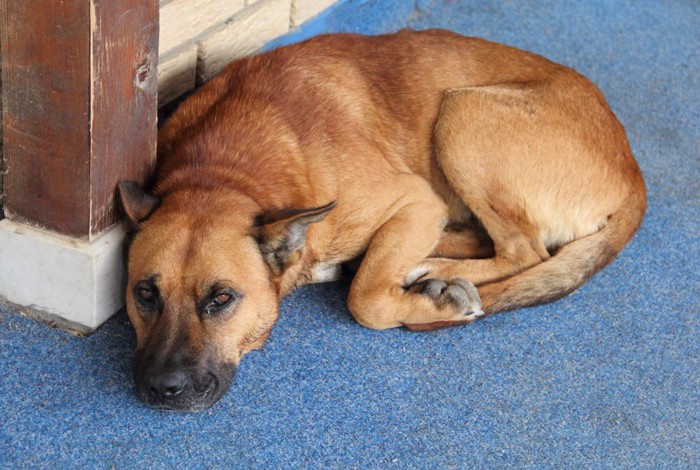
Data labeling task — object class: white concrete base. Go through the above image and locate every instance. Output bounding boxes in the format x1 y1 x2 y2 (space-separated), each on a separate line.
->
0 220 126 333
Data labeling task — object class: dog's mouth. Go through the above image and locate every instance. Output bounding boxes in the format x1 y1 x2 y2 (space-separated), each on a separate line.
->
138 373 213 411
134 360 237 411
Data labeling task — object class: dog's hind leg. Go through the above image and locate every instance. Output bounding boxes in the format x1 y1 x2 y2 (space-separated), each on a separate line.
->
422 84 559 287
413 74 644 329
346 175 484 330
430 224 494 259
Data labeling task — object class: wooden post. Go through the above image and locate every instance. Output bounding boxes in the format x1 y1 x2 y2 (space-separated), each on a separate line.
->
0 0 158 331
0 34 4 214
0 0 158 239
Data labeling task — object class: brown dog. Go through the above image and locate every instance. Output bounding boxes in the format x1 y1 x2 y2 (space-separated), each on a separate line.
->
117 29 645 410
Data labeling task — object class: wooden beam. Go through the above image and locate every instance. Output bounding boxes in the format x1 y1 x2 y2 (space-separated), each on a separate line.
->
90 0 159 234
0 34 4 214
0 0 158 239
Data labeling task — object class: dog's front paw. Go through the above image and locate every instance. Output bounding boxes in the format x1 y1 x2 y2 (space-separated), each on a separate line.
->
410 277 484 321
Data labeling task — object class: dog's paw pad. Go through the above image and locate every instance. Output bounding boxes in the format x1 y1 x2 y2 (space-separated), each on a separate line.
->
411 277 483 320
414 278 448 297
449 278 484 320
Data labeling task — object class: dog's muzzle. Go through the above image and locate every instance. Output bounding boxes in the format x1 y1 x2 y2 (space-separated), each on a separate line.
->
133 351 236 411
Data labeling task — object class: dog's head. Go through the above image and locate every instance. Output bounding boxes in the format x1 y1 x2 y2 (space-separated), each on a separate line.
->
117 181 333 411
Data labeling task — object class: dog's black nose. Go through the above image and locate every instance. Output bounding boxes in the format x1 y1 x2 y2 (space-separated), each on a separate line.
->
134 347 238 410
147 371 188 399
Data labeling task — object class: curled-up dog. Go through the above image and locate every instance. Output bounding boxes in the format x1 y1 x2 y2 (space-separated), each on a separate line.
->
118 29 645 411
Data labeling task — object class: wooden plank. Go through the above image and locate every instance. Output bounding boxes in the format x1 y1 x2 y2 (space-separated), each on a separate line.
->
1 0 92 237
0 36 4 214
159 44 198 107
159 0 245 56
89 0 159 236
197 0 290 83
0 0 158 238
291 0 337 27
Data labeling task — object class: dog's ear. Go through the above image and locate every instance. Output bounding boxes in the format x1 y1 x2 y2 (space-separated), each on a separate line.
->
116 181 160 228
253 201 336 275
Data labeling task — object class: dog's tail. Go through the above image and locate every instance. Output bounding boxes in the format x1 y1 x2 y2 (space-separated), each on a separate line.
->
479 181 646 314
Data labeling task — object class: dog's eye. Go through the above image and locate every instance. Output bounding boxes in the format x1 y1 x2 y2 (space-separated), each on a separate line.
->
203 291 237 315
134 284 158 307
133 279 162 317
137 288 154 302
212 293 233 306
207 293 233 310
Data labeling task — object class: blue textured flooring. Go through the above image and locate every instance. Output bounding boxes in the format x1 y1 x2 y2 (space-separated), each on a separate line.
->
2 0 699 467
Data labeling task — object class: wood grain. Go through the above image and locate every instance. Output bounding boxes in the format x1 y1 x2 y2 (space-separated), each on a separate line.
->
0 0 158 239
90 0 159 236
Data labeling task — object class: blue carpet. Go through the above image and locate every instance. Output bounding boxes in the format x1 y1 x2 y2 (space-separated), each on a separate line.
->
1 0 699 467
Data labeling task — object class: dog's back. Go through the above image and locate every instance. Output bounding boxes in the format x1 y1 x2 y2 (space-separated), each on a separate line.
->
156 30 557 191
